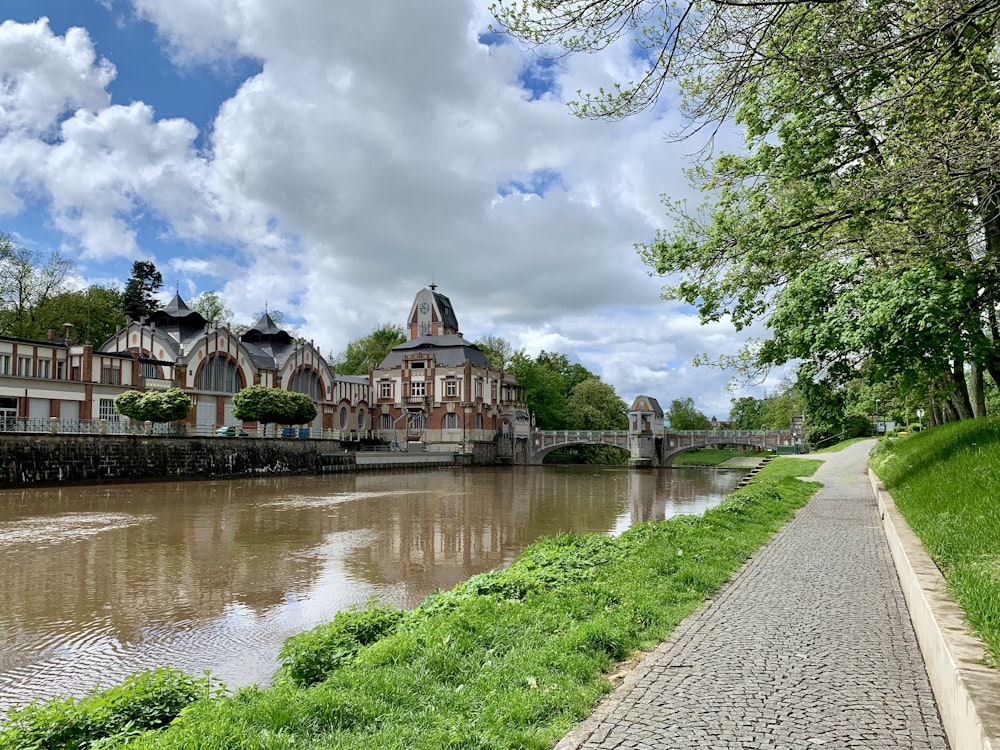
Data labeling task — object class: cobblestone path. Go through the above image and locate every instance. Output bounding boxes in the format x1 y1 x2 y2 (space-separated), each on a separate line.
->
558 440 949 750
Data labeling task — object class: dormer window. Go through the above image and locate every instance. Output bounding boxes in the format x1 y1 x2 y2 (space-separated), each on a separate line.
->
410 361 425 369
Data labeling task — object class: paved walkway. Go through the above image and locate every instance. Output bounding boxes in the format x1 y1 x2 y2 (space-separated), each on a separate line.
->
558 440 949 750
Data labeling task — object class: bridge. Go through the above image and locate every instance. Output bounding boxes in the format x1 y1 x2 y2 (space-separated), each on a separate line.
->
513 393 800 467
527 428 796 466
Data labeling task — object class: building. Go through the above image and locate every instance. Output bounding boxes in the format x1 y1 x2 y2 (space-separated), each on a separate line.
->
1 286 523 450
370 286 528 453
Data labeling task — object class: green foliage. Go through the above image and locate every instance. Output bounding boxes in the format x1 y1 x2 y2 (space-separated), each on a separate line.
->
113 389 192 423
190 292 233 327
280 605 405 687
665 397 711 430
34 286 128 346
871 419 1000 664
0 668 218 749
0 235 75 339
232 386 315 426
565 378 628 431
331 324 405 375
122 261 163 322
476 335 514 371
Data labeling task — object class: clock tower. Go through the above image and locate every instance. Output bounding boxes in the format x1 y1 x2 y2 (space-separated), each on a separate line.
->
407 285 461 340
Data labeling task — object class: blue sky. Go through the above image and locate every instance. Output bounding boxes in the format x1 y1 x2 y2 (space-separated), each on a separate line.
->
0 0 774 418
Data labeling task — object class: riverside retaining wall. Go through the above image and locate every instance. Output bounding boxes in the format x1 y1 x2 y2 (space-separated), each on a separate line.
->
0 435 504 488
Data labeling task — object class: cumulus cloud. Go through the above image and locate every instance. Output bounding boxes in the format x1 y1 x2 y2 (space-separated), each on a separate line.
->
0 1 767 417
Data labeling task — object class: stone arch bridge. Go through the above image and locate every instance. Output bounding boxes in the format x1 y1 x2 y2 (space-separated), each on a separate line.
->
521 394 798 467
526 428 794 466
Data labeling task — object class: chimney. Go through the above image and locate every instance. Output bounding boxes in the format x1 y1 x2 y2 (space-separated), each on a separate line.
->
47 328 56 340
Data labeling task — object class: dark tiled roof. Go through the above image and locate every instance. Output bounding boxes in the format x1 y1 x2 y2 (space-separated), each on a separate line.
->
241 312 292 345
432 291 459 332
378 335 489 369
629 395 664 416
147 293 208 332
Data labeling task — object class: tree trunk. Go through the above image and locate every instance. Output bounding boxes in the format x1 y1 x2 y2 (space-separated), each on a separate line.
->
970 361 987 418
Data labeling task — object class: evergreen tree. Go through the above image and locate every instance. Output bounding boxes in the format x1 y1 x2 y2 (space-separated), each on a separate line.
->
122 261 163 322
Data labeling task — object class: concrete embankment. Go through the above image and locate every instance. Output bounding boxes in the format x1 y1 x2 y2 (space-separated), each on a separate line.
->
0 434 482 488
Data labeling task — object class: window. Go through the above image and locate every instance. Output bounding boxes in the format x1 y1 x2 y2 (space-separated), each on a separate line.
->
443 412 460 429
475 413 483 429
17 357 31 377
290 368 323 400
408 412 426 430
99 398 120 422
101 364 121 385
410 381 425 397
446 380 458 398
475 379 483 398
37 360 51 379
357 408 366 430
378 414 393 430
142 361 162 379
340 406 349 429
410 361 425 369
0 354 10 375
196 356 240 393
56 361 64 380
379 381 393 399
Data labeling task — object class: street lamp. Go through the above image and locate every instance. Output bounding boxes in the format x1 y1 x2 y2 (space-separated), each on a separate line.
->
916 408 925 431
875 399 881 436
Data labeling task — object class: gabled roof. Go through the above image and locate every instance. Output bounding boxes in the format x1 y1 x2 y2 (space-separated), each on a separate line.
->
240 312 293 345
629 395 663 416
147 293 208 332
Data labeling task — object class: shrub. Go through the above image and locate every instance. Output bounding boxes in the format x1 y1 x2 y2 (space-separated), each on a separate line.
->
279 605 405 686
0 669 216 750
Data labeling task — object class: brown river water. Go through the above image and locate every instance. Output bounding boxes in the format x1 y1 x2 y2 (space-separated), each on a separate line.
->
0 465 743 714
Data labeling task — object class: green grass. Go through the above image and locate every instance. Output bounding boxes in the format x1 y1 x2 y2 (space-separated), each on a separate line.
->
870 419 1000 667
2 459 822 750
813 437 872 453
670 448 765 466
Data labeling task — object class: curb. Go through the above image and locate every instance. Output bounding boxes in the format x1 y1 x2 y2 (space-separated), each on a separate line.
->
870 470 1000 750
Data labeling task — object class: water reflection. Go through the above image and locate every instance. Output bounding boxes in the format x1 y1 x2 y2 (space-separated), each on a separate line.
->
0 466 742 714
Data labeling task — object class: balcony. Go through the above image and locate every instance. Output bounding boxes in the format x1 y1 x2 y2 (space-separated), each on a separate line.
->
141 377 175 391
404 395 428 406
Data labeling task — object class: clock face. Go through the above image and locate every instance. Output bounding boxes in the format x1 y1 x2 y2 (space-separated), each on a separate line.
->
419 302 430 314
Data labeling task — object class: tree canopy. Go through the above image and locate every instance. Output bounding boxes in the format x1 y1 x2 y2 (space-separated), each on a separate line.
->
232 386 317 427
330 324 406 375
497 0 1000 422
0 235 74 339
114 388 192 423
122 261 163 322
191 291 234 327
666 397 712 431
566 378 628 430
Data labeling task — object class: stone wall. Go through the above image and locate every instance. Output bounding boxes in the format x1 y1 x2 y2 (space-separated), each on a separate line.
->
0 435 351 488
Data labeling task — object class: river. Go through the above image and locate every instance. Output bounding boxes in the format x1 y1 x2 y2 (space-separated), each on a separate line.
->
0 465 743 714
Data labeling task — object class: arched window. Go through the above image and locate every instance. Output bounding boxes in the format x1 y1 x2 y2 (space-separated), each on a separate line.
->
442 412 460 429
290 368 323 400
340 406 349 429
475 413 482 430
378 414 393 430
196 356 240 393
358 408 366 430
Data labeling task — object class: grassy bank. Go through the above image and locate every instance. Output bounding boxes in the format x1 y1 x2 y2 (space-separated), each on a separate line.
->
670 448 764 467
1 459 822 750
870 419 1000 667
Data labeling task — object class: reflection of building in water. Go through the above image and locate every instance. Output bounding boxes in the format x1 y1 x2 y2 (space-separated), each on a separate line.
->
627 468 749 524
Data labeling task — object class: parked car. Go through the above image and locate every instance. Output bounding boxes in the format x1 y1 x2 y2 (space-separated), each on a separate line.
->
214 425 248 437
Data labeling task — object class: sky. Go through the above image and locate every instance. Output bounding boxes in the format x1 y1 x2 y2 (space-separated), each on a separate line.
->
0 0 784 420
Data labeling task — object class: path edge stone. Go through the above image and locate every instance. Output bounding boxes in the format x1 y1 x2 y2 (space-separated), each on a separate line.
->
870 469 1000 750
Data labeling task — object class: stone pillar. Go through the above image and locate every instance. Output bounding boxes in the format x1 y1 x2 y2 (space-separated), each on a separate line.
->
49 417 59 434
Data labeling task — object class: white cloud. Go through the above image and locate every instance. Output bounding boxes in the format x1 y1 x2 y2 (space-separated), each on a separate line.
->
0 2 765 418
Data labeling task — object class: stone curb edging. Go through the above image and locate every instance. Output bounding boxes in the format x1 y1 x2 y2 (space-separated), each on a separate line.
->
870 469 1000 750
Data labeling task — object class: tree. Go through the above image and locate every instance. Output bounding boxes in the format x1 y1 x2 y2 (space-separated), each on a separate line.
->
232 386 317 428
191 291 234 327
330 324 406 375
33 286 128 345
0 235 74 338
566 378 628 430
122 261 163 321
497 0 1000 420
666 398 712 430
113 388 192 423
476 335 515 370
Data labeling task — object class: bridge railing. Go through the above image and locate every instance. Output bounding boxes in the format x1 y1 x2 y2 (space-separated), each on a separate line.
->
531 430 628 446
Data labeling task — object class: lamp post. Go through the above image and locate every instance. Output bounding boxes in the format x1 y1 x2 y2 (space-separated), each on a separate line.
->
916 408 925 432
874 399 881 436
